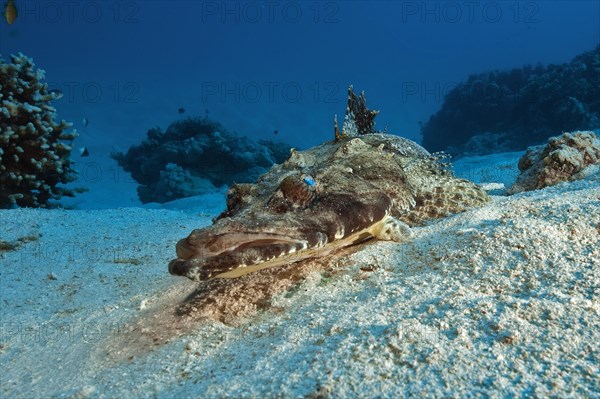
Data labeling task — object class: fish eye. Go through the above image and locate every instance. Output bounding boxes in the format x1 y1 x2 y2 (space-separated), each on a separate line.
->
303 175 316 187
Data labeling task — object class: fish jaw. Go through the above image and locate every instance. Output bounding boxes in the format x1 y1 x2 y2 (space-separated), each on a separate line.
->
168 231 318 281
168 226 365 282
168 212 413 282
169 192 397 281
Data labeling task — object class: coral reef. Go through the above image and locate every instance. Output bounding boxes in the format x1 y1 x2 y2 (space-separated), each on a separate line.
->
508 131 600 194
0 53 80 208
112 117 292 203
421 44 600 156
142 163 218 204
257 139 292 164
446 132 514 157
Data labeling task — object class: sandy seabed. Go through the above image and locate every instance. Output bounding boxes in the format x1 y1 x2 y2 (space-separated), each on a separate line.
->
0 154 599 398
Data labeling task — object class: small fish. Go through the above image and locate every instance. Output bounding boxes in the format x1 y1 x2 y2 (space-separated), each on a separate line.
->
178 107 185 114
82 117 88 127
273 129 279 135
2 0 17 25
79 147 89 157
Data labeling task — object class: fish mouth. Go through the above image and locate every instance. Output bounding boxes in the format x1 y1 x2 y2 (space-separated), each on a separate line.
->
175 232 309 260
168 191 395 282
168 232 315 281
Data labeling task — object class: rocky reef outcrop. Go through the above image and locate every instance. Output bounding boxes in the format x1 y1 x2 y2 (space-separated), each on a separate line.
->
0 53 80 208
112 117 291 203
508 131 600 194
421 45 600 156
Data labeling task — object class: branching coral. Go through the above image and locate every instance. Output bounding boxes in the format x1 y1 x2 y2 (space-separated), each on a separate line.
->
140 163 217 204
112 117 292 203
421 44 600 156
0 53 79 208
508 131 600 194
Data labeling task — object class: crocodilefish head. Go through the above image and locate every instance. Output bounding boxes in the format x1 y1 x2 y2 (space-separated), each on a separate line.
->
168 184 404 281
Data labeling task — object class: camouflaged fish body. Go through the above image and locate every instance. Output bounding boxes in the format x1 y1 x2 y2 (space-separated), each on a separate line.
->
169 132 490 281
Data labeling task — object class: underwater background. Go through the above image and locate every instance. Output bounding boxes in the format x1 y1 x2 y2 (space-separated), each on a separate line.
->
2 2 600 398
1 0 599 208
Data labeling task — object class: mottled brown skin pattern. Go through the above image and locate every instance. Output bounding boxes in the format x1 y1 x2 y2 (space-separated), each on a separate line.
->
509 131 600 194
169 133 490 281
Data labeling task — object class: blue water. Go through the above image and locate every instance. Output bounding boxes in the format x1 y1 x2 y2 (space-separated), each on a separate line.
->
1 4 600 397
1 1 599 207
